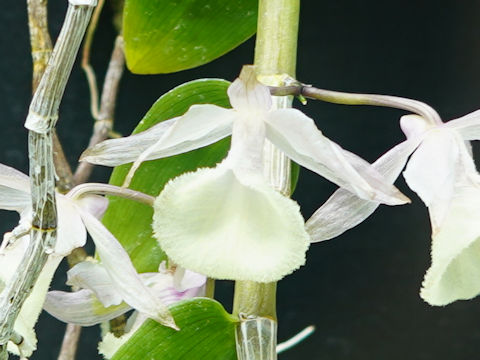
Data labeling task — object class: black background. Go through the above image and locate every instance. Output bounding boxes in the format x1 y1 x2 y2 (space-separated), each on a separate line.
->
1 1 480 359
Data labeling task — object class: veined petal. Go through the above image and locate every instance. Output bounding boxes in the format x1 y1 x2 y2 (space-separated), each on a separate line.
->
0 164 30 192
76 208 177 329
80 118 176 166
307 137 421 242
403 130 459 231
153 167 310 282
55 195 87 256
67 261 123 307
265 108 408 205
227 65 272 113
44 289 130 326
81 105 234 167
0 187 31 214
74 194 109 219
0 164 31 213
420 181 480 305
444 109 480 140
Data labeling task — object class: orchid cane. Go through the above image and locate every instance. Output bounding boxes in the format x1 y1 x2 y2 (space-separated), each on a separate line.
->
0 2 98 358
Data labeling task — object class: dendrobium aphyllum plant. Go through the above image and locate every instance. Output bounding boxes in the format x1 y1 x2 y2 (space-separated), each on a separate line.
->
82 66 409 283
0 164 176 356
307 109 480 306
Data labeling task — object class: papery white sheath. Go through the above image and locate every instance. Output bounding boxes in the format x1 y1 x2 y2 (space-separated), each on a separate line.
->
307 109 480 306
0 164 176 356
0 2 99 357
81 66 408 283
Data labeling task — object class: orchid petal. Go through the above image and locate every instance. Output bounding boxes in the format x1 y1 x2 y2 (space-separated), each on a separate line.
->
420 181 480 305
81 105 234 167
172 267 206 292
0 164 31 212
227 65 272 113
444 109 480 140
0 187 31 214
55 196 87 256
307 137 421 242
153 167 310 282
400 114 432 139
80 118 176 166
144 272 206 306
74 194 109 219
44 289 130 326
265 108 408 205
0 164 30 192
76 208 177 329
403 130 460 232
67 261 123 307
45 268 205 327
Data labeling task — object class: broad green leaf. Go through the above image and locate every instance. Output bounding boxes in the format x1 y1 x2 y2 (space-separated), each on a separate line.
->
110 298 238 360
123 0 258 74
102 79 232 273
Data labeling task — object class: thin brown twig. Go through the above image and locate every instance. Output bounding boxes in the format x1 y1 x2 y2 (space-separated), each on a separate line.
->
57 324 82 360
74 35 125 184
81 0 106 120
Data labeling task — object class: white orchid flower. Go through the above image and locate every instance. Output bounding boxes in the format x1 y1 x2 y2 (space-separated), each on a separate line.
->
44 260 205 326
307 109 480 306
81 66 408 283
0 164 176 356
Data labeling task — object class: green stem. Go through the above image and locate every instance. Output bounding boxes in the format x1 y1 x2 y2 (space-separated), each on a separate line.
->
254 0 299 77
205 278 216 299
232 281 277 320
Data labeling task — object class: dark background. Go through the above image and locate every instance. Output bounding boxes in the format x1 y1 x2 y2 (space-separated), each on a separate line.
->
1 1 480 359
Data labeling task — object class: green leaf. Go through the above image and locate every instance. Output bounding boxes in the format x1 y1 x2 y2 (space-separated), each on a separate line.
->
123 0 258 74
110 298 238 360
101 79 232 273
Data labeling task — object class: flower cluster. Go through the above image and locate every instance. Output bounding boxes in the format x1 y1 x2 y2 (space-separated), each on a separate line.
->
3 64 480 358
